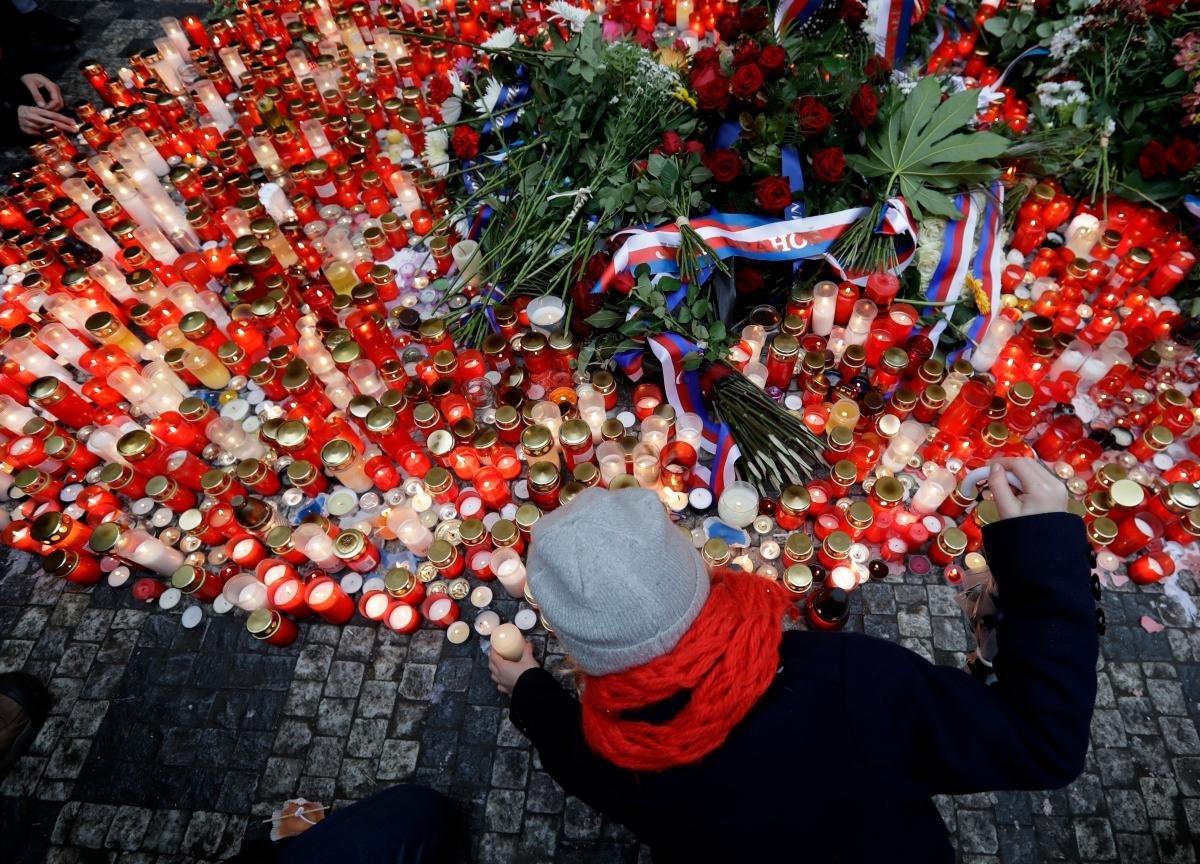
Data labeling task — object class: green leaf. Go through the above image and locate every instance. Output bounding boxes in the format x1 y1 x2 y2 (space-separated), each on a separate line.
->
681 352 704 371
898 76 941 164
917 131 1010 165
646 153 668 179
911 186 965 220
708 321 726 342
983 16 1009 35
845 153 891 178
585 309 626 329
906 89 980 169
692 324 708 340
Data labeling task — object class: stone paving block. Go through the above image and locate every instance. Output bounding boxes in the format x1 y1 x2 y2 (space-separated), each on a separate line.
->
1074 817 1118 860
141 810 190 853
292 644 334 680
485 789 525 834
1033 815 1075 860
1159 716 1200 754
257 758 302 799
377 739 420 781
336 757 378 798
519 812 560 860
1151 818 1197 864
1116 831 1160 864
398 663 437 700
490 747 530 790
563 796 603 840
282 680 323 717
44 738 92 781
1171 758 1200 796
181 812 228 858
1106 789 1149 833
272 719 314 756
356 680 398 719
104 805 152 851
70 803 116 848
391 700 429 737
1068 774 1105 815
315 698 355 736
476 832 519 863
336 626 376 660
957 809 999 854
346 718 387 759
303 737 345 778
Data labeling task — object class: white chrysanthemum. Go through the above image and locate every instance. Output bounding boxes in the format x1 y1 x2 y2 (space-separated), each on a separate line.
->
441 96 462 124
423 128 450 178
482 26 517 50
546 1 590 31
1035 79 1089 109
473 77 504 114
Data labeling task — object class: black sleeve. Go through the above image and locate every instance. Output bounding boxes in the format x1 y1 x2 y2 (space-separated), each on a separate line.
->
846 512 1098 795
509 668 645 813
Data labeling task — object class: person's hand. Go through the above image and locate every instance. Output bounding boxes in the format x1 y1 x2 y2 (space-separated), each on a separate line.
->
21 74 64 111
489 640 540 694
17 105 77 137
989 457 1068 520
274 800 325 839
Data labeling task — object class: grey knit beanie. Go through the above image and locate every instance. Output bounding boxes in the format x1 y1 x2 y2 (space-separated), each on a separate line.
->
527 486 710 675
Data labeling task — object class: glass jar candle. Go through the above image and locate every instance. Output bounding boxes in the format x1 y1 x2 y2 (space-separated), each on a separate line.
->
320 438 374 493
427 539 465 579
305 576 355 624
911 466 956 514
717 481 759 528
765 334 800 388
246 608 298 647
659 441 697 493
333 528 381 573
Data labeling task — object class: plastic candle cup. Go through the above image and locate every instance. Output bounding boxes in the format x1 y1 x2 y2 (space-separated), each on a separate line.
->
305 577 355 624
717 481 760 528
491 548 527 598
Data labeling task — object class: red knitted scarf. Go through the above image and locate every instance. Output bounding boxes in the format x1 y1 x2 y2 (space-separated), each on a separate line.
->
580 568 791 772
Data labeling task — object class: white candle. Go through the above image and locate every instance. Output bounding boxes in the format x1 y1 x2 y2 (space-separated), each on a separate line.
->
218 46 247 84
675 0 693 30
911 467 956 514
717 481 759 528
490 622 525 660
526 296 566 336
969 315 1016 372
811 281 838 336
491 549 527 598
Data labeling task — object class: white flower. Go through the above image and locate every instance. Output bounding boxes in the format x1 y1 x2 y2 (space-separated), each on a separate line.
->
482 27 517 50
473 77 504 114
423 128 450 178
441 96 462 124
546 1 591 31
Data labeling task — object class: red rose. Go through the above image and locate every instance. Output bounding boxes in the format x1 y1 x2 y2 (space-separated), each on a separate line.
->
692 65 731 112
451 126 480 160
733 41 761 68
839 0 866 24
850 85 879 127
863 56 891 82
758 45 787 78
716 12 741 41
427 73 453 105
739 5 770 33
571 280 604 317
515 17 541 39
731 64 765 101
611 270 636 296
811 147 846 183
582 252 609 286
662 131 684 155
691 47 721 71
704 148 741 183
735 261 765 295
1138 141 1167 179
1167 136 1200 175
753 175 793 212
794 96 833 135
685 139 706 156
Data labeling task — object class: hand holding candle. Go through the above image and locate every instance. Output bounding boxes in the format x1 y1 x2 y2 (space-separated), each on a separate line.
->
488 626 540 694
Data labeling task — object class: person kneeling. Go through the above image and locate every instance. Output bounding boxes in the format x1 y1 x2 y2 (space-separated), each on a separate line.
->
490 458 1097 863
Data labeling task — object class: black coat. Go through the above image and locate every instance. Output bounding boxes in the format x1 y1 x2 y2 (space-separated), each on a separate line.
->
509 513 1098 863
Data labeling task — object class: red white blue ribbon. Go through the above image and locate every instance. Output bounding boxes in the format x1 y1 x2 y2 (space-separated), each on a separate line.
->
867 0 917 70
593 200 917 295
773 0 825 37
925 192 980 347
960 183 1005 351
639 333 740 497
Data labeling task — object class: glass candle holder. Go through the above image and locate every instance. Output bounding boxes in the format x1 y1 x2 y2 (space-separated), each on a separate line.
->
659 441 697 493
717 481 759 528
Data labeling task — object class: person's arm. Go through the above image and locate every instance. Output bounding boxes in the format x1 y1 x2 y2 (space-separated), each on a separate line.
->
508 666 647 811
847 459 1097 795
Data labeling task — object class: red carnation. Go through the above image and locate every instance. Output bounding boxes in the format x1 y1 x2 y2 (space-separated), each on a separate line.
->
758 45 787 78
739 5 770 33
611 270 637 296
811 147 846 183
451 126 481 160
732 41 761 68
427 73 453 105
716 12 741 41
1167 136 1200 175
662 131 684 155
730 64 765 101
753 175 793 212
1138 140 1167 179
794 96 834 135
704 148 741 184
692 65 731 112
850 85 879 127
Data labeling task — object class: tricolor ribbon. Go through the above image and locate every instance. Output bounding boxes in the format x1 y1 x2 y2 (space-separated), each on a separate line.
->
773 0 825 37
634 333 741 497
925 192 980 347
592 199 917 295
867 0 917 70
959 182 1006 354
976 46 1048 109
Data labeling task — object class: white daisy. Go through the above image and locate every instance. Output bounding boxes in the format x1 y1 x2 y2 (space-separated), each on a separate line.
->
546 0 590 32
482 26 517 50
423 128 450 178
473 77 504 114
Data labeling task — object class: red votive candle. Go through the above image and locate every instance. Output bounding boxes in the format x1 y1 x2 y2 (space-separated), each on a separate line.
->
1108 512 1162 557
359 590 395 622
1128 551 1174 585
423 595 460 629
246 609 298 647
270 575 313 618
385 603 421 634
474 466 511 510
306 577 355 624
131 578 167 603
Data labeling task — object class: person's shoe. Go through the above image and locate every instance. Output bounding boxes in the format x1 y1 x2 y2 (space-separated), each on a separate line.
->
21 8 83 43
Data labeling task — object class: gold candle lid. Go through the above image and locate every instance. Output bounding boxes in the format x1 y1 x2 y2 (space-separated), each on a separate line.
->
117 430 155 460
521 424 552 455
702 537 730 565
1108 479 1145 510
608 475 639 490
881 347 909 372
385 566 417 596
779 485 811 514
826 426 853 451
528 461 560 491
333 529 368 560
286 460 317 485
515 503 541 532
873 476 904 505
1088 517 1118 544
321 439 356 471
558 481 584 507
459 518 486 545
559 419 590 448
490 519 518 546
246 608 282 638
28 376 65 403
31 511 69 543
832 460 857 485
937 527 968 554
88 521 122 553
783 564 813 594
171 564 205 593
1163 482 1200 513
823 531 851 556
785 532 813 560
847 501 874 529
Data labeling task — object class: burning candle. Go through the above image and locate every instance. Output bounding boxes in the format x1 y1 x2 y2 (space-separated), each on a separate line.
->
491 547 527 598
717 481 759 528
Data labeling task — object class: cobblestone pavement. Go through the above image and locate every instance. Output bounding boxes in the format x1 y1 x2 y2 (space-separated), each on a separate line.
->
2 5 1200 863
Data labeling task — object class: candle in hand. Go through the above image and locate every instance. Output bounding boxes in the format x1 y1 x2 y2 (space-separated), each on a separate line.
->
490 622 525 660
